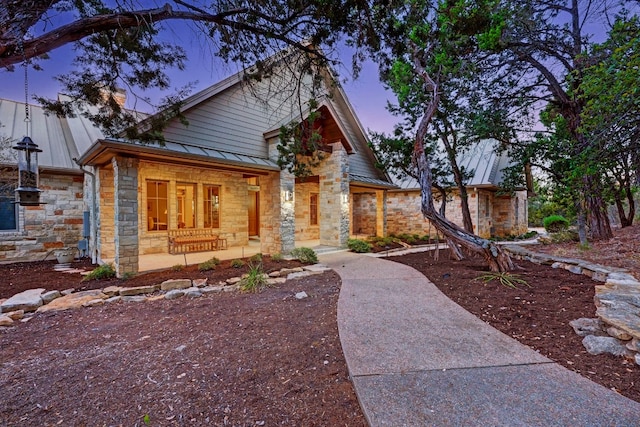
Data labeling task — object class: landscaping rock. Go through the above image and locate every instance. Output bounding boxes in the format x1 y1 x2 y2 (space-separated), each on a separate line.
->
83 299 105 308
201 286 225 294
61 288 75 296
268 271 281 277
102 286 122 297
119 285 158 296
121 295 147 303
287 271 321 280
160 279 192 291
582 335 633 357
224 285 239 292
1 288 45 313
303 264 332 273
5 310 24 321
41 290 61 304
0 315 14 327
266 277 287 286
193 278 208 288
295 291 309 300
226 277 242 285
105 296 121 304
280 267 304 274
607 326 633 341
184 287 203 298
165 289 185 300
569 318 605 337
37 290 108 313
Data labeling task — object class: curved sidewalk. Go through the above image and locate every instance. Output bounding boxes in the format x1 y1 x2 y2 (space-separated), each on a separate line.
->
319 251 640 426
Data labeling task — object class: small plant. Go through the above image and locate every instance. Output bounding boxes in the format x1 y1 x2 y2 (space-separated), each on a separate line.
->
290 247 318 263
476 272 530 289
543 215 570 233
198 260 216 271
348 238 372 253
240 261 268 292
271 252 284 262
82 263 116 281
231 259 245 268
209 257 221 266
250 253 263 262
171 264 184 271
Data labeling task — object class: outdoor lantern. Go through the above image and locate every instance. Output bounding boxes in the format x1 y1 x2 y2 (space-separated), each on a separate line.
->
13 136 42 206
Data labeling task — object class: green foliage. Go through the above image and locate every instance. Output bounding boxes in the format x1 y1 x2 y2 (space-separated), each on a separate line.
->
198 260 217 272
240 261 267 293
250 253 263 263
347 238 372 253
290 247 318 264
476 272 530 289
543 215 570 233
539 230 579 244
230 259 245 268
270 253 284 262
82 263 116 281
209 257 221 266
143 414 151 425
171 264 184 272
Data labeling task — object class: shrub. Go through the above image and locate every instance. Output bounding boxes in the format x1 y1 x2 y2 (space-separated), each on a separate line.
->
230 259 245 268
543 215 570 233
250 253 263 262
348 238 372 253
82 263 116 281
240 261 267 293
271 253 283 262
209 257 221 266
476 272 530 289
198 260 216 271
171 264 184 271
290 247 318 264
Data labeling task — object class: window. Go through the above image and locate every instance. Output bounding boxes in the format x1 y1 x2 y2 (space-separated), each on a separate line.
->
147 181 168 231
310 193 319 226
484 195 491 218
0 192 17 231
176 183 197 229
515 198 519 224
204 185 220 228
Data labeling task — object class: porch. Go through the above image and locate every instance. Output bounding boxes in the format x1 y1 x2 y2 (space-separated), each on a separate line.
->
110 239 335 273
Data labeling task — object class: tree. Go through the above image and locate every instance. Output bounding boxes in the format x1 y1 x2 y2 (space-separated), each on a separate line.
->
0 1 364 139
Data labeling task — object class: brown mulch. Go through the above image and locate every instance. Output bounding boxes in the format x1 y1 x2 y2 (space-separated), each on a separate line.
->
1 225 639 424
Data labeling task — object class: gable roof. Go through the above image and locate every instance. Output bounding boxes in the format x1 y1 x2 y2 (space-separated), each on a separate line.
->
392 139 516 191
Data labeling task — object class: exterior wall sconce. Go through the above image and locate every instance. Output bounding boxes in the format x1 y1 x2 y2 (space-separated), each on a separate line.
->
284 190 294 202
13 136 42 206
341 193 349 204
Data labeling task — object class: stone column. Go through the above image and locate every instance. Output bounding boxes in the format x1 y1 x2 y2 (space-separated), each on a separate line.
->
319 142 350 247
112 156 139 277
376 189 387 237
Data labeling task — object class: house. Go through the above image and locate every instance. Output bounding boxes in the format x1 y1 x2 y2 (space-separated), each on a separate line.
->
386 139 529 239
0 54 395 275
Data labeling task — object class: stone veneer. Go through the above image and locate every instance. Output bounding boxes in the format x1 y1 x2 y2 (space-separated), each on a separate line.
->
294 182 320 241
112 157 139 278
0 171 85 262
319 142 350 247
352 192 377 236
386 188 528 238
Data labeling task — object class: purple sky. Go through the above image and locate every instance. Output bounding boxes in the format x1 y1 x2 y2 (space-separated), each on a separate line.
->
0 42 400 136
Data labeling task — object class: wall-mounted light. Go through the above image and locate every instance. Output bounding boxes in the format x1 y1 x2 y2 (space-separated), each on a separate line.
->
13 136 42 206
341 193 349 204
284 190 294 202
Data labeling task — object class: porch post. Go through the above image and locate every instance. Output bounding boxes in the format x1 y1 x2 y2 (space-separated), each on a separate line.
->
376 189 387 237
112 156 139 277
320 142 350 247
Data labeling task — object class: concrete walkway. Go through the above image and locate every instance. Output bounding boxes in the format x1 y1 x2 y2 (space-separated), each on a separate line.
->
319 251 640 426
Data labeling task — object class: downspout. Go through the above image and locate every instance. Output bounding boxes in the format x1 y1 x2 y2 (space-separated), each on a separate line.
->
73 158 98 264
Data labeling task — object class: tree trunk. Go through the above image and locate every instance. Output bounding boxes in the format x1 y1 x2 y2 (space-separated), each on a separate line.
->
614 191 631 228
574 200 588 246
583 175 613 240
415 141 514 272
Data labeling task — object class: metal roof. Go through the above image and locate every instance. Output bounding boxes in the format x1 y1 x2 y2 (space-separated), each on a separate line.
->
349 173 399 189
391 139 514 191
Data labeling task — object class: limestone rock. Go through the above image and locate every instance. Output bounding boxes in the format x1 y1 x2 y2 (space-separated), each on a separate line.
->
607 326 633 341
61 288 75 296
1 288 45 313
5 310 24 320
201 286 225 294
582 335 633 357
224 285 239 292
268 271 281 278
83 299 105 308
193 278 208 288
565 265 582 275
146 295 166 302
184 287 203 298
0 315 14 327
280 267 304 274
165 289 185 300
105 296 121 304
37 290 108 313
287 271 321 280
226 277 242 285
266 277 287 286
41 290 61 304
119 285 158 296
121 295 147 303
303 264 332 273
295 291 309 300
569 318 605 337
160 279 192 291
102 286 122 297
636 353 640 366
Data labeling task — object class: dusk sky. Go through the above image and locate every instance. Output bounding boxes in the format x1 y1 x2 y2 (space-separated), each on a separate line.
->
0 40 401 136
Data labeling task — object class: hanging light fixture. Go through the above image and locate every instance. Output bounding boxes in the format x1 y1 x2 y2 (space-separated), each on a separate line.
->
13 44 42 206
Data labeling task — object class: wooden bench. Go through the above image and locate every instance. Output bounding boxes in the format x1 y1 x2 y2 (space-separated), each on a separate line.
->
167 228 226 254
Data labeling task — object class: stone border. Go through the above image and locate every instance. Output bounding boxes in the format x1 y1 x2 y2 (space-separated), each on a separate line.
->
504 244 640 365
0 264 332 327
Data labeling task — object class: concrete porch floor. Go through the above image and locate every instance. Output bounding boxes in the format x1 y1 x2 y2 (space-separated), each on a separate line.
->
119 239 331 273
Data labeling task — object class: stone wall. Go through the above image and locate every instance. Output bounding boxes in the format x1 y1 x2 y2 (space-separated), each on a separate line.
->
318 142 350 247
294 182 320 241
352 192 377 236
0 171 85 262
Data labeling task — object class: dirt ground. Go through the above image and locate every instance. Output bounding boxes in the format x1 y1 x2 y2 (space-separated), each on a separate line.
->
1 225 639 425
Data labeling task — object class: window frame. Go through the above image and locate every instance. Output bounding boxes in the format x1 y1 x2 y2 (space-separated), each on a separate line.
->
146 180 169 232
309 193 319 226
203 184 221 229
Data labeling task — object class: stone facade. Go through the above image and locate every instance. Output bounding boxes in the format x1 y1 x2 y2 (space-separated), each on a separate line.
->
0 170 85 262
352 192 377 236
112 157 139 278
294 182 320 241
319 142 350 247
386 187 528 238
